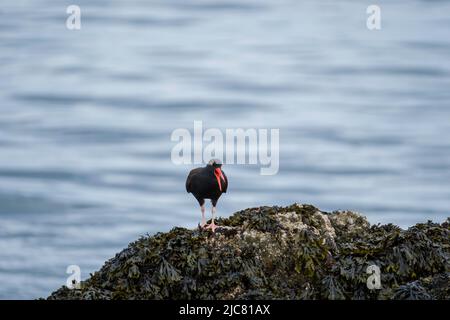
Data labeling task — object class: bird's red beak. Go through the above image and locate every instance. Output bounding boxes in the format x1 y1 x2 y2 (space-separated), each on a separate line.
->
214 168 225 192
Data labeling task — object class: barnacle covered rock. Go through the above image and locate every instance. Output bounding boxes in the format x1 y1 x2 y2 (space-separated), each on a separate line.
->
47 204 450 300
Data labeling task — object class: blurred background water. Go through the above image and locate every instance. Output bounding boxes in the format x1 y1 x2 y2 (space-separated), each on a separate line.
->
1 0 450 299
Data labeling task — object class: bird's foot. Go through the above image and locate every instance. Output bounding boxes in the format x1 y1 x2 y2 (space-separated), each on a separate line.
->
205 222 218 232
199 220 207 228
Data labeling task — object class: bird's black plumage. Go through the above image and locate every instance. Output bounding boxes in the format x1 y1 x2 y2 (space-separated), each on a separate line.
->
186 161 228 207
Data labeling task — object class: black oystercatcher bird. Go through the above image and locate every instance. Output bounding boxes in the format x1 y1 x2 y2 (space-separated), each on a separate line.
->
186 159 228 232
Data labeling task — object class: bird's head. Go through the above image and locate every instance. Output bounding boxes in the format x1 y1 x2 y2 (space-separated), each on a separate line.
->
208 158 223 169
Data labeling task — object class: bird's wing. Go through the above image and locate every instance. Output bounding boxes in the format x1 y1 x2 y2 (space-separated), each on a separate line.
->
185 167 202 193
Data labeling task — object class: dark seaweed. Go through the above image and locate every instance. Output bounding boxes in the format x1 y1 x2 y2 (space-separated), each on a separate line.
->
47 204 450 300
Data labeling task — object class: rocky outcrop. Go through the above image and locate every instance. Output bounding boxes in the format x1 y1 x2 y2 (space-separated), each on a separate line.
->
47 204 450 300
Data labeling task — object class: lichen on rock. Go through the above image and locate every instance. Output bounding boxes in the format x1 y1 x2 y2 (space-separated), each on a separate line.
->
47 204 450 300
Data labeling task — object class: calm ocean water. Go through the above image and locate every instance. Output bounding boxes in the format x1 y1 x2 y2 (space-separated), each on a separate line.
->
1 0 450 299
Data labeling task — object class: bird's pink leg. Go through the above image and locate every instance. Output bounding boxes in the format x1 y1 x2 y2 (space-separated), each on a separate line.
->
205 206 218 232
200 205 206 228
